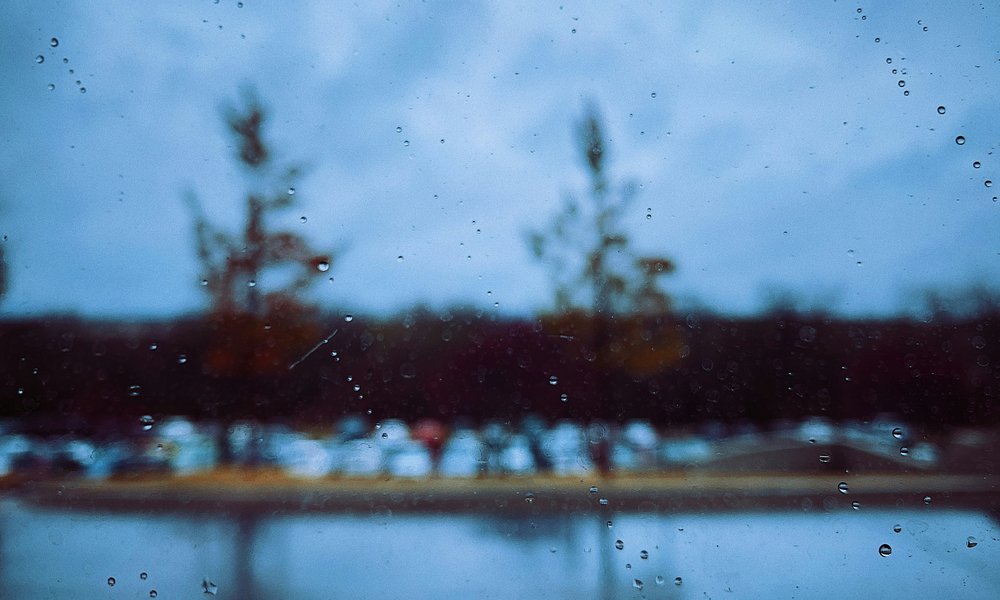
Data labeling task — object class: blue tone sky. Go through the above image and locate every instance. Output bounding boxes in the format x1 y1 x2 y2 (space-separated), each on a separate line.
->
1 1 998 319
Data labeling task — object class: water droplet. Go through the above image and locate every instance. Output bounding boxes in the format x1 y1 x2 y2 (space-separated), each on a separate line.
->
674 576 683 586
140 415 154 430
819 454 831 464
395 126 402 133
973 161 981 168
396 255 404 262
247 280 256 287
967 536 978 548
650 92 657 98
344 314 354 322
892 524 902 533
148 343 158 351
874 37 880 43
615 539 624 550
62 57 68 64
177 354 188 364
140 572 148 581
606 520 613 528
287 186 295 195
885 57 892 64
892 427 903 439
149 590 157 598
129 385 142 397
403 140 410 147
107 577 116 587
922 26 928 31
560 393 568 402
956 136 966 145
633 579 644 591
299 215 308 223
923 495 932 505
50 37 59 47
838 482 849 494
903 90 909 96
47 83 55 90
897 80 906 88
899 447 909 456
589 486 598 495
655 575 665 585
640 550 649 559
237 1 243 7
985 180 992 188
439 138 445 144
548 375 558 385
856 7 863 13
35 55 44 64
937 105 946 114
852 500 862 510
599 498 609 506
317 261 330 272
200 279 209 286
202 579 218 595
878 544 893 557
79 87 86 94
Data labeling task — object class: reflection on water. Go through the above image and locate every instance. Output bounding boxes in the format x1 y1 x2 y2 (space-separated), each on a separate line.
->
1 500 997 599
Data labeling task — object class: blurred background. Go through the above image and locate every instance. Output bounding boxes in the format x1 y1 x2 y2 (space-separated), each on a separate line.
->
1 1 999 599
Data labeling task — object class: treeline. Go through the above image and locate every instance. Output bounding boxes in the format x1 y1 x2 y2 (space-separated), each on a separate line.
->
0 310 997 430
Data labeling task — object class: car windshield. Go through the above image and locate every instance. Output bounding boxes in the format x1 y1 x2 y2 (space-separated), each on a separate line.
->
1 2 998 599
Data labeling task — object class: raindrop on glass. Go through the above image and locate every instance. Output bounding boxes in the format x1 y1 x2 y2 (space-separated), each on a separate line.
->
892 524 902 533
599 498 609 506
140 415 154 431
633 579 643 591
177 354 188 364
202 579 219 595
395 126 402 133
878 544 892 557
589 485 598 495
973 161 981 168
287 186 295 195
937 105 946 114
548 375 558 385
149 591 157 598
524 493 534 504
247 280 256 287
107 577 116 587
985 180 992 188
897 80 905 88
615 539 624 550
47 83 55 91
79 87 86 94
956 136 966 145
674 576 683 586
397 255 404 262
892 427 903 439
967 536 978 548
560 393 568 402
403 140 410 147
819 454 831 464
885 57 892 64
344 314 354 322
50 37 59 47
838 482 849 494
140 572 148 581
655 575 665 585
317 261 330 272
640 550 649 559
899 447 909 456
852 500 862 510
607 520 613 528
35 55 44 64
924 495 932 505
650 92 657 98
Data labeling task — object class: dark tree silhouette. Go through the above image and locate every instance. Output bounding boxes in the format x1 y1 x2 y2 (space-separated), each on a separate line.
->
526 103 679 418
527 103 674 317
186 91 331 319
185 91 332 377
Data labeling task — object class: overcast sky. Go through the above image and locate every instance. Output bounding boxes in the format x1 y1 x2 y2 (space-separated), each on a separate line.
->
1 1 998 319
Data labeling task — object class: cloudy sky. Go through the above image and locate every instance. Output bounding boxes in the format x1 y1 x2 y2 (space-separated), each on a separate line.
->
1 1 998 319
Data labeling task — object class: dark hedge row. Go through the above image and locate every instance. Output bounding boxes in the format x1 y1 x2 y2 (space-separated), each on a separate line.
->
0 310 997 430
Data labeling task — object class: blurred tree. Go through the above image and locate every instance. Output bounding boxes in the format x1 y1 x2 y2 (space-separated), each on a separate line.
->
527 103 674 317
185 91 331 377
527 103 679 415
